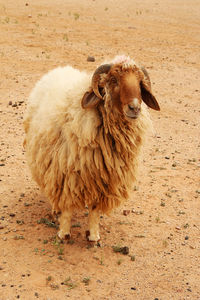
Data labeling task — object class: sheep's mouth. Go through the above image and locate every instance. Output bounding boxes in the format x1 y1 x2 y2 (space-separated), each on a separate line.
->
124 104 140 119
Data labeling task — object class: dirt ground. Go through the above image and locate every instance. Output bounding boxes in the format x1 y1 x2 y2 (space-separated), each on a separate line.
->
0 0 199 299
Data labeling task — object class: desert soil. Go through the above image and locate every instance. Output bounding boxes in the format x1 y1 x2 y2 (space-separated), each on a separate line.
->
0 0 199 299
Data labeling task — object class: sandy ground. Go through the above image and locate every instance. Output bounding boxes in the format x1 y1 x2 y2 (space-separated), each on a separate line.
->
0 0 200 299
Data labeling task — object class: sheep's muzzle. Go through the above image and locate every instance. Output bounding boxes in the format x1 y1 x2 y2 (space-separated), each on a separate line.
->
123 98 141 119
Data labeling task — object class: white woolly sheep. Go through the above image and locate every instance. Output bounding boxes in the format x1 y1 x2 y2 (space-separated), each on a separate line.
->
24 55 160 242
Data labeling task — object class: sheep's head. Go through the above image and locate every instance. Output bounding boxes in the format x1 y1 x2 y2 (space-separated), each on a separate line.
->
82 59 160 119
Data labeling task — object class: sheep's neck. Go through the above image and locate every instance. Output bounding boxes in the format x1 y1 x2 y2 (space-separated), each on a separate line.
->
98 104 142 158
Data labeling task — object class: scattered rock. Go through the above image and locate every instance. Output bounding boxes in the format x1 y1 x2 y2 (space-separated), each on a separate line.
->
121 246 129 255
9 213 16 217
87 56 95 62
112 245 129 255
175 226 181 230
128 26 137 30
123 210 130 216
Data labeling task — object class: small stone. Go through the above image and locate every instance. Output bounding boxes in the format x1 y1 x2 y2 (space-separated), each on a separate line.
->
131 287 136 290
87 56 95 62
185 235 189 240
123 210 130 216
8 101 12 105
9 213 15 217
175 226 181 230
12 103 18 107
121 246 129 255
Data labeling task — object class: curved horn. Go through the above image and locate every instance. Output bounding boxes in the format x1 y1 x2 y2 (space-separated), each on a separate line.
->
141 66 151 89
91 64 112 99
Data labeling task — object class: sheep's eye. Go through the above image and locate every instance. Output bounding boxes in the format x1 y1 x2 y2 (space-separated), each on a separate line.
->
110 77 118 84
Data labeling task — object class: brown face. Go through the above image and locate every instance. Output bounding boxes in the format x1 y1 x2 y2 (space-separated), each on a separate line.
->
81 63 160 114
105 67 143 119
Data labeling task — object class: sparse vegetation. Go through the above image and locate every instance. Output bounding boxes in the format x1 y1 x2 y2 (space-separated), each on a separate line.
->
82 277 90 285
74 13 80 20
37 217 58 228
112 245 129 255
63 33 68 41
62 277 77 290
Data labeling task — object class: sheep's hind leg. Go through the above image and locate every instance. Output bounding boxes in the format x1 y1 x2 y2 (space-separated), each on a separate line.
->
57 208 72 240
86 206 100 242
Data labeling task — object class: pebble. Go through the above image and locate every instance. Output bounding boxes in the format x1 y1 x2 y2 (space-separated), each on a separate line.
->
185 235 189 240
123 210 130 216
121 246 129 255
87 56 95 62
9 213 16 217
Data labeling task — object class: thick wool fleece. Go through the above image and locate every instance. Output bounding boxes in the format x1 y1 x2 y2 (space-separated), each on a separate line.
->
24 64 152 215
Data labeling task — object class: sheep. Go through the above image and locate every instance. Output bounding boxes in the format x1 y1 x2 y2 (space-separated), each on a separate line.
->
24 55 160 242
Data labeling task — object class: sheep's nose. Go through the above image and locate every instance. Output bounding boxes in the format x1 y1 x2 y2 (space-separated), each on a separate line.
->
128 98 141 113
128 104 141 114
125 98 141 119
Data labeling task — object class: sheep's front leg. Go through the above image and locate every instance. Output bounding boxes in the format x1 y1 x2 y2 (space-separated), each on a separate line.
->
57 208 72 240
86 206 100 242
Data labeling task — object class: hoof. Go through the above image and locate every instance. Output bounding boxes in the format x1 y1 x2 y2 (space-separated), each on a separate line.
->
64 234 71 240
57 230 71 241
85 230 90 240
85 230 100 242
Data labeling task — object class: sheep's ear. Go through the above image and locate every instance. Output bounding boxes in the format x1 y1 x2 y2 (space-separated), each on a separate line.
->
140 81 160 111
81 90 101 109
